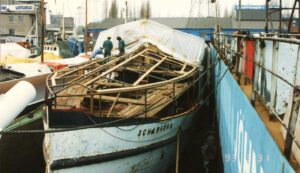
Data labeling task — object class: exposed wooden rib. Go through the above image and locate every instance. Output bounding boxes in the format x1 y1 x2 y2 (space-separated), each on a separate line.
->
94 81 125 87
84 95 145 105
95 66 197 94
107 93 121 117
46 43 199 119
180 62 187 72
139 54 160 62
117 83 188 117
126 67 180 76
51 54 128 94
133 57 167 86
84 49 147 87
147 51 184 66
122 67 166 81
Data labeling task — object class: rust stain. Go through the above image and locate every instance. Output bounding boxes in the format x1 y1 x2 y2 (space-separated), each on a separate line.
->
237 75 300 172
129 157 150 173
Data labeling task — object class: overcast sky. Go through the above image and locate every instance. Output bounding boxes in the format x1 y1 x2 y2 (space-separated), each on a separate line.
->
44 0 284 26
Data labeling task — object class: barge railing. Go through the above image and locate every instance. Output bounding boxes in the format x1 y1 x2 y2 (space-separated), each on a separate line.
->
213 32 300 161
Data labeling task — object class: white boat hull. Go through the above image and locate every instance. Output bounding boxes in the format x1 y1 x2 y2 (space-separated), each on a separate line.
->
0 74 49 105
43 107 198 173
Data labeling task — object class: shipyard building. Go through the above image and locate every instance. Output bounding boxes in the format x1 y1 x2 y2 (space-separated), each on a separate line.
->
0 3 36 36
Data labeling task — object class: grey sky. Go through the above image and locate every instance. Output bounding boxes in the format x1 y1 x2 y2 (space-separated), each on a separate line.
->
45 0 281 25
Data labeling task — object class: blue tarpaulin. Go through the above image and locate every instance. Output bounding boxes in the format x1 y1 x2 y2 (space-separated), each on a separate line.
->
211 46 295 173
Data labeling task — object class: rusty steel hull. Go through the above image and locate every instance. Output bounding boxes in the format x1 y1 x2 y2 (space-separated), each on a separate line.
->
43 107 198 173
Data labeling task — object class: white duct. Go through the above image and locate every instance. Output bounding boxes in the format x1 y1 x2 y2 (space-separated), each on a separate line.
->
0 81 36 133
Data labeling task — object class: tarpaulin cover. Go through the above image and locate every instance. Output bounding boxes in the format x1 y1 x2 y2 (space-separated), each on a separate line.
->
57 41 73 58
0 43 31 58
0 52 62 65
94 19 206 66
45 55 89 66
211 46 295 173
4 63 51 77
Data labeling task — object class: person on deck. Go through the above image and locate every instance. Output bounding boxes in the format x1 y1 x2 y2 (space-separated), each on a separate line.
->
102 36 113 58
90 47 103 59
117 36 125 55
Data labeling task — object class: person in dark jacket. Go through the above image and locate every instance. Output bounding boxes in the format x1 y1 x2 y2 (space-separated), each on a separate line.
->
117 36 125 55
102 36 113 57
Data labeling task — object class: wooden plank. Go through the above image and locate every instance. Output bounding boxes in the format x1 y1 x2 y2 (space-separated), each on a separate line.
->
84 49 147 86
116 83 188 117
107 93 121 117
85 95 145 105
133 57 167 85
180 62 187 72
147 51 184 66
140 54 160 62
95 66 197 95
57 85 88 108
52 55 128 95
144 83 188 117
126 67 180 76
94 81 125 87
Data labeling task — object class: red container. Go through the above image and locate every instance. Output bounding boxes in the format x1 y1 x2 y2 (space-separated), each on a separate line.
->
242 40 254 79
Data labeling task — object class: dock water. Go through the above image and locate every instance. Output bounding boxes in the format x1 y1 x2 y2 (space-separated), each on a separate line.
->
0 119 45 173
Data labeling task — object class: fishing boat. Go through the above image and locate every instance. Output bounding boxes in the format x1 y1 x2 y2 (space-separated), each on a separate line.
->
43 20 206 173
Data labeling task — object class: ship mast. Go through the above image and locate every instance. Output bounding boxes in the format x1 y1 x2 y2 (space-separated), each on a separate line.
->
125 1 128 23
84 0 88 55
41 0 45 63
35 2 38 46
61 1 65 40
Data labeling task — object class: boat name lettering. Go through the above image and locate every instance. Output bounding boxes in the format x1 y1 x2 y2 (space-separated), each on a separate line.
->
137 123 173 137
0 5 34 12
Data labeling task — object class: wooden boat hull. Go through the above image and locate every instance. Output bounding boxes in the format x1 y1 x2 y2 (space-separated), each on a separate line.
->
43 106 198 173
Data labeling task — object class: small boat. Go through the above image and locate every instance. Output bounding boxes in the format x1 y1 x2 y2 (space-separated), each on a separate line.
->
43 19 206 173
0 64 51 107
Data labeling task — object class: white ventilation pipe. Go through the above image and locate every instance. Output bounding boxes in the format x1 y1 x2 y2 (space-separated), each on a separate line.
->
0 81 36 133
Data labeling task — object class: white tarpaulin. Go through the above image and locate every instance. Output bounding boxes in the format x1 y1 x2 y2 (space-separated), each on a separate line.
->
0 43 31 58
5 63 51 77
94 19 206 65
45 56 89 66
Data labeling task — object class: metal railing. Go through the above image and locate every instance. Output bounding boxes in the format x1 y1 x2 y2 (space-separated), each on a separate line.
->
213 32 300 161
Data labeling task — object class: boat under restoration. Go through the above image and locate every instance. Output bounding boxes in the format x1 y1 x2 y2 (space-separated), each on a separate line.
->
44 43 203 173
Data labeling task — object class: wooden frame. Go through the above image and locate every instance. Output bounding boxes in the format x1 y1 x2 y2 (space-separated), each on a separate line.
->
46 43 199 118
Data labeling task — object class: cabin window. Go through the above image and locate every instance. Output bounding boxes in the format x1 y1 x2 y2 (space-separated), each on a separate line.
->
8 16 14 23
54 47 57 51
18 16 24 22
9 29 15 36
